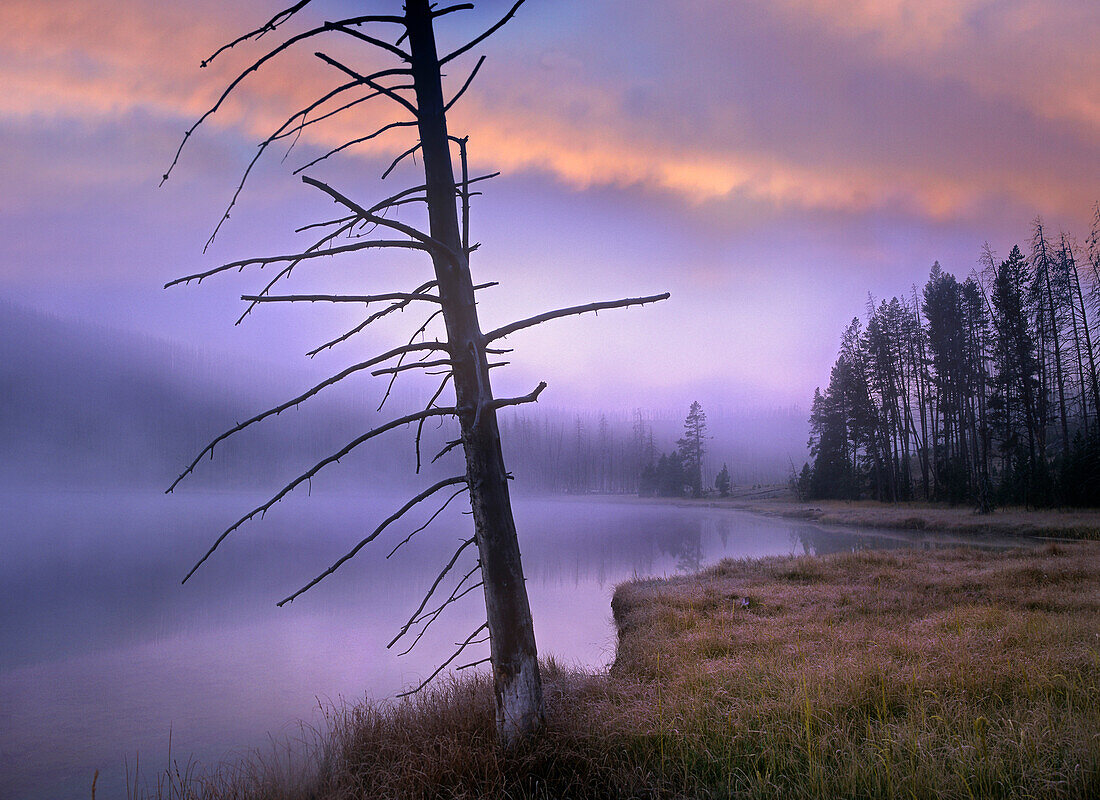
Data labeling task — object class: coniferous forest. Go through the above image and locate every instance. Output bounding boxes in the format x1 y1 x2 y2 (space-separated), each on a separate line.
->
801 211 1100 508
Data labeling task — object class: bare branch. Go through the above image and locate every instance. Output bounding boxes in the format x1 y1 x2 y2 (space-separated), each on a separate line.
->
301 176 458 258
389 537 479 649
415 374 453 473
433 3 475 18
397 577 481 656
314 52 418 116
367 171 498 215
371 358 451 376
424 360 501 380
166 341 447 494
396 559 480 656
306 283 438 358
241 293 442 305
295 214 356 234
439 0 527 66
330 24 412 63
444 56 485 112
205 73 409 251
396 620 487 697
382 142 422 180
165 238 432 288
294 122 418 174
341 15 407 26
487 381 548 413
236 218 357 324
456 657 490 671
163 17 407 185
201 0 313 69
485 293 671 342
271 80 414 149
182 410 465 584
450 135 471 253
432 438 463 463
386 486 469 559
378 309 446 411
276 477 469 605
415 570 480 628
368 196 428 213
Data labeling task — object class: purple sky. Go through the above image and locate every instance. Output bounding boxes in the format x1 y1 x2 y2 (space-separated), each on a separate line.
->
2 0 1097 412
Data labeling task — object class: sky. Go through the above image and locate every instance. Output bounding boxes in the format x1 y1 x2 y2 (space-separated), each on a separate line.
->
2 0 1098 414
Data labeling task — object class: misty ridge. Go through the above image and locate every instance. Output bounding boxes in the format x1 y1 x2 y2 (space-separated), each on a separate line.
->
0 299 807 494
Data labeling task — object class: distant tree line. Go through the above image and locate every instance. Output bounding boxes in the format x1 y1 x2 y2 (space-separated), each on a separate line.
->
800 210 1100 508
501 402 743 497
638 401 721 498
500 410 651 494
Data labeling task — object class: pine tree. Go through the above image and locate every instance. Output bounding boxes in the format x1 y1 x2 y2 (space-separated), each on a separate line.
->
677 401 709 498
714 463 731 497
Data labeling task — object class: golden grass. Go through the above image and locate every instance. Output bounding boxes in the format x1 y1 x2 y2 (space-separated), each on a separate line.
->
132 543 1100 799
610 543 1100 798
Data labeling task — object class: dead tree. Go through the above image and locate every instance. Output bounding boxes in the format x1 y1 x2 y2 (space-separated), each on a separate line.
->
160 0 668 745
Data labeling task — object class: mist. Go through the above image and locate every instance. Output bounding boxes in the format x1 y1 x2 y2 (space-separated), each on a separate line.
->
0 298 807 495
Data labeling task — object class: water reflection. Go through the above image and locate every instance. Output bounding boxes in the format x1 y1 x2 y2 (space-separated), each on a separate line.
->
789 521 1013 557
0 490 1021 800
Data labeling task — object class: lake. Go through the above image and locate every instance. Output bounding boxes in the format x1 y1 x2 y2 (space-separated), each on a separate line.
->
0 488 1012 799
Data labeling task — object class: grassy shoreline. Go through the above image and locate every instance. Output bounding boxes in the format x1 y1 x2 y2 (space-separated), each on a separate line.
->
605 488 1100 540
134 542 1100 799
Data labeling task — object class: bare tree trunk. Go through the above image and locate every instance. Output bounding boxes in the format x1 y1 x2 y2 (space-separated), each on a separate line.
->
1065 235 1100 432
1037 226 1071 463
405 0 543 744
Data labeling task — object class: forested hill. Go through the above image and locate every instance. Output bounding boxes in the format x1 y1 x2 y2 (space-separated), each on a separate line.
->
0 300 382 490
800 213 1100 508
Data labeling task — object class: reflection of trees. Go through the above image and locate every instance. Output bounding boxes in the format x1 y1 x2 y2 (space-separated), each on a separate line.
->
714 515 732 547
789 525 912 556
653 517 705 574
787 523 1004 557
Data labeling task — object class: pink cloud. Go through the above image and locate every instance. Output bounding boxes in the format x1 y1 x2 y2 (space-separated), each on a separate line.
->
0 0 1095 228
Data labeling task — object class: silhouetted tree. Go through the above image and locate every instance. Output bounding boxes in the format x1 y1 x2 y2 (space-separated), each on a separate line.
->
656 451 687 497
807 337 869 500
638 459 659 497
714 462 731 497
808 209 1100 508
990 245 1041 503
795 462 813 500
677 400 708 498
160 0 668 745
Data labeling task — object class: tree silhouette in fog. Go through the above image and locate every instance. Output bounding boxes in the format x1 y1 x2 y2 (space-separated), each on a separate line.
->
803 211 1100 509
715 463 731 497
677 401 708 498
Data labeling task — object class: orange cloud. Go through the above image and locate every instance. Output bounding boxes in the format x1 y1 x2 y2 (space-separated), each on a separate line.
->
0 0 1094 226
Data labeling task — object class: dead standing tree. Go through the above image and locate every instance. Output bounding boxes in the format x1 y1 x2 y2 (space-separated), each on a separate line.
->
161 0 668 746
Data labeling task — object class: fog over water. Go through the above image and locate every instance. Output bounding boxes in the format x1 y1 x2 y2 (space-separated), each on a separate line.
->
0 298 956 799
2 485 966 800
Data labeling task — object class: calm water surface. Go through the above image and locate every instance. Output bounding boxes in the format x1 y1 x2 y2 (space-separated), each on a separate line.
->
0 488 1011 799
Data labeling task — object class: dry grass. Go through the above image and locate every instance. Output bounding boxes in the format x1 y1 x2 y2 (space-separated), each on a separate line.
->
610 542 1100 798
133 543 1100 799
759 500 1100 538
